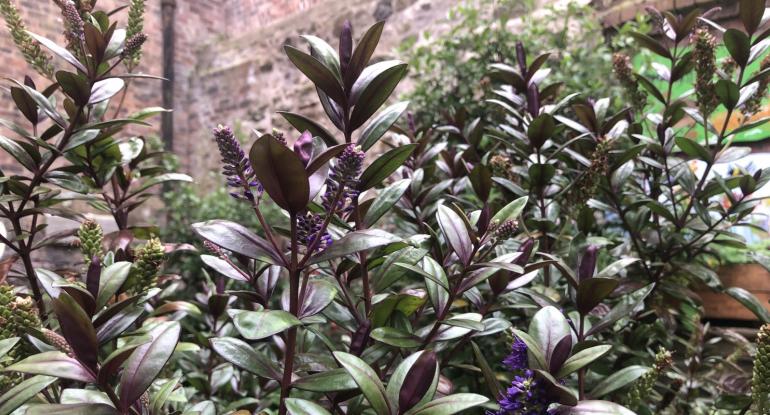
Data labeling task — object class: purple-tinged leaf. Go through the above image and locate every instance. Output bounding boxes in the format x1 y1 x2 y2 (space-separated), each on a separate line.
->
210 337 282 380
399 350 438 413
85 256 101 301
52 293 98 372
298 280 337 319
576 278 619 316
192 220 283 264
5 351 95 382
119 322 181 411
344 21 384 90
549 335 573 374
578 245 599 282
249 134 309 214
436 205 473 265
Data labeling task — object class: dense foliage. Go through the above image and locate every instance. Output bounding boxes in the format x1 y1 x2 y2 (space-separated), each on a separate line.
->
0 1 768 415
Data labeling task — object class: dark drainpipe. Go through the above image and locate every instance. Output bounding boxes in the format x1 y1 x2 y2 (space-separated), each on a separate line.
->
161 0 176 151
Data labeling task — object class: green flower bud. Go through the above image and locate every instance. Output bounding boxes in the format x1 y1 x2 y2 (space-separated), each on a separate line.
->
128 237 165 294
625 348 673 410
753 324 770 413
77 219 103 264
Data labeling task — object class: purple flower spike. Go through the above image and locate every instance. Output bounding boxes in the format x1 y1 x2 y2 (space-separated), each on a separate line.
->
213 125 262 201
503 336 529 372
496 370 553 415
294 130 314 167
322 144 365 213
297 213 332 253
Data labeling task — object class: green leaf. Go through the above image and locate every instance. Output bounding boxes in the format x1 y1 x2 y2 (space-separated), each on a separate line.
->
285 398 333 415
119 322 181 411
589 365 649 398
364 178 411 226
576 278 619 315
150 376 181 415
490 196 529 225
715 79 740 109
345 21 385 88
284 45 344 103
551 400 635 414
25 404 119 415
629 31 671 59
210 337 281 380
5 351 94 382
555 345 612 378
350 60 408 130
675 136 711 162
249 133 310 213
436 204 473 265
594 258 639 279
308 229 400 265
333 352 391 415
724 28 751 67
370 327 421 348
301 35 341 80
0 338 19 359
0 135 36 171
471 341 502 400
129 173 192 196
358 101 409 151
96 262 132 309
232 310 302 340
359 144 417 190
404 394 488 415
0 375 56 415
278 111 338 146
725 287 770 322
292 369 358 392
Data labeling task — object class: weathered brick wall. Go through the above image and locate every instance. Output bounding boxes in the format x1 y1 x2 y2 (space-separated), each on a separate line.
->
175 0 457 189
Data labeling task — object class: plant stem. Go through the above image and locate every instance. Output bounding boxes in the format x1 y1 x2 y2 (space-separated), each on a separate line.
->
279 213 300 415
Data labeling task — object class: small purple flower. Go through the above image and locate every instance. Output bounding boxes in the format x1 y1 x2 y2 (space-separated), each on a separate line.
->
495 370 552 415
213 125 261 201
322 144 364 213
297 213 332 252
503 336 529 372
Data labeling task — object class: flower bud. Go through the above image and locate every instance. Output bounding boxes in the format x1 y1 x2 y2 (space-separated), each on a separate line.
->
625 348 673 410
494 219 519 241
339 20 353 76
121 32 147 60
77 219 103 264
128 237 165 293
578 245 599 282
349 319 372 356
293 130 313 167
752 324 770 412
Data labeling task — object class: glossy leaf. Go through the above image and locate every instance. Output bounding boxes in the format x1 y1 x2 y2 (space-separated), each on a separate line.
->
308 229 400 264
359 144 417 190
210 337 281 380
192 220 282 264
350 60 408 130
370 327 421 348
364 178 411 226
555 345 612 378
333 352 391 415
0 375 56 415
5 352 94 382
249 134 309 213
232 310 302 340
576 278 619 315
292 369 358 392
278 111 338 146
52 293 98 372
529 306 571 369
200 255 249 282
725 287 770 322
119 322 181 410
285 398 333 415
589 365 649 398
551 400 635 415
298 280 337 318
405 394 488 415
285 45 345 103
436 204 473 265
358 101 409 151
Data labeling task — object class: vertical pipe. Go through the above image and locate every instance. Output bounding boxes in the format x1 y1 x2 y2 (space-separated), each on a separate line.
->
161 0 176 151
